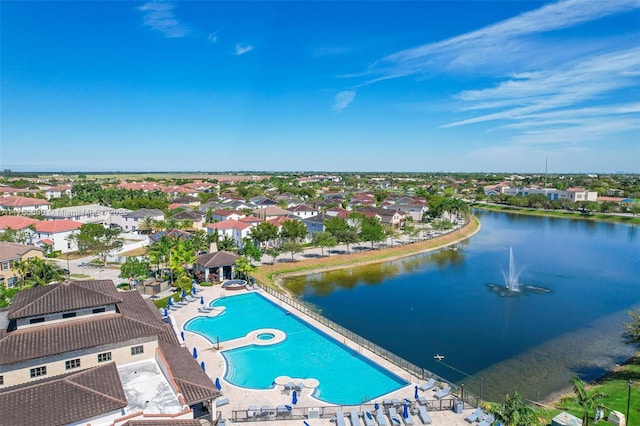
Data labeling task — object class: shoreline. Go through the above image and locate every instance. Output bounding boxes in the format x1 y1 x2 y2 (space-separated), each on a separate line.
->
252 216 481 287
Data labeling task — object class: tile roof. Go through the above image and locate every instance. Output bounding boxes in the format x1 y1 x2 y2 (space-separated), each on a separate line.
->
33 219 82 233
206 220 251 231
238 215 263 223
157 340 220 405
0 216 39 230
9 280 122 320
168 210 205 221
0 362 127 426
196 251 240 268
0 196 49 207
0 242 43 261
123 208 164 219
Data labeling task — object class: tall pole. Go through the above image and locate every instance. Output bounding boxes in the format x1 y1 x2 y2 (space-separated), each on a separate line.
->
627 380 633 424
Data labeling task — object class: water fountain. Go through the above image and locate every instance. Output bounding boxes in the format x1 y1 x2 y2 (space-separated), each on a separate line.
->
488 247 551 296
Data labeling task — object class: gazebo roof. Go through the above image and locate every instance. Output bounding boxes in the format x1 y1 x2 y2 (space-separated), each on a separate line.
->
196 251 240 268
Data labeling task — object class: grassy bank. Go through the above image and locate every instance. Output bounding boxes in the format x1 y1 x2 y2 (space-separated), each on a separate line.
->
253 216 480 287
472 203 640 225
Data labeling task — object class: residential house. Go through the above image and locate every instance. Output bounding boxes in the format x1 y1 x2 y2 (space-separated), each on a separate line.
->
0 280 219 424
0 242 43 287
0 216 40 235
33 220 82 254
249 196 277 208
194 251 240 282
42 185 73 200
303 213 331 237
290 204 318 219
238 215 264 227
0 196 50 213
358 206 406 229
167 210 206 230
122 209 165 232
252 206 292 221
206 220 253 250
387 203 428 222
209 209 246 222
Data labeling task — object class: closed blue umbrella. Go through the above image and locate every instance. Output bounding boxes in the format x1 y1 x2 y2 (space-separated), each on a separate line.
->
182 289 187 298
180 331 185 341
167 297 173 306
200 361 205 371
403 404 409 419
374 403 379 411
292 390 298 405
192 286 197 295
200 296 204 305
163 308 168 317
414 385 419 399
215 377 221 390
192 347 198 358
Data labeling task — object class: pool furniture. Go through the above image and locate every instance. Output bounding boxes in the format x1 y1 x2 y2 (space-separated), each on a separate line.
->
376 408 388 426
362 411 375 426
417 405 432 425
478 413 494 426
419 379 436 391
247 406 257 418
388 407 402 425
215 397 229 407
276 405 291 417
259 406 272 417
434 385 451 399
335 411 347 426
293 382 304 392
198 307 211 313
185 295 197 302
350 410 361 426
402 410 415 426
465 407 484 423
218 420 226 426
417 396 428 406
392 399 402 407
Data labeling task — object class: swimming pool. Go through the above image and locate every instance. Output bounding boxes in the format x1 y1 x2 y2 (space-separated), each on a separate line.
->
184 292 408 405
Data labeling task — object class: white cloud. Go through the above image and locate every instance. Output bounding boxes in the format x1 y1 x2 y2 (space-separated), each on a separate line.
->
208 32 219 44
137 2 187 38
234 44 254 56
333 90 356 112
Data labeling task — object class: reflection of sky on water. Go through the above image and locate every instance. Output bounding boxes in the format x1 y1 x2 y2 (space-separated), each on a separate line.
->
285 211 640 401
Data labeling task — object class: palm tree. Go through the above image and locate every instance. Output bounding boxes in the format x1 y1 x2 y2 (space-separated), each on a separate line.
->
482 391 540 426
561 377 607 426
138 216 155 234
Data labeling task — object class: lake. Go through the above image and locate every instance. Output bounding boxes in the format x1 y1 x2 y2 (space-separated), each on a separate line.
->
283 210 640 402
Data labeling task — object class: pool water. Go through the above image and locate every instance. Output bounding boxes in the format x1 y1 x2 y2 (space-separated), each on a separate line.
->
184 292 407 405
257 332 275 340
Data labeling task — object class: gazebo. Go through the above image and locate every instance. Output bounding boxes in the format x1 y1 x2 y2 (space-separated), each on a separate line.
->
195 251 240 283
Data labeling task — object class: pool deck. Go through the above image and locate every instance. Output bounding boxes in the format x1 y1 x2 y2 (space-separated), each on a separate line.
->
167 285 476 425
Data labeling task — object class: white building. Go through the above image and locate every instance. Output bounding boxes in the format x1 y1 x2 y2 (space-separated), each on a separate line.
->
43 204 130 228
33 220 82 254
206 220 253 250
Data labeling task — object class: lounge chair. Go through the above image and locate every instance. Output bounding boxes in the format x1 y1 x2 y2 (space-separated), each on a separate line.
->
402 409 415 426
216 397 229 406
434 385 451 399
465 407 484 423
185 295 198 302
417 396 428 406
392 399 402 407
293 382 304 392
335 411 347 426
259 406 272 417
417 405 432 425
376 409 388 426
383 399 393 406
247 406 257 418
176 300 189 306
388 407 402 425
198 307 212 313
419 379 436 392
478 413 494 426
362 411 375 426
218 420 226 426
350 410 361 426
276 405 291 417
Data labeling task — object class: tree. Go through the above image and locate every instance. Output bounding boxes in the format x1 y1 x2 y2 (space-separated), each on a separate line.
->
234 256 256 279
138 216 155 234
68 223 123 266
560 377 607 426
360 217 386 249
119 257 150 284
265 246 281 264
280 240 304 261
217 234 237 252
249 222 279 248
482 391 540 426
623 309 640 349
311 232 337 256
325 216 359 253
373 189 390 205
240 238 262 264
15 257 65 287
280 219 308 241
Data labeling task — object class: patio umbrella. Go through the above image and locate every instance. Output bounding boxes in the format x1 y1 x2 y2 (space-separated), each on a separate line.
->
200 296 204 305
180 331 185 341
403 404 409 419
182 289 187 298
374 403 379 411
292 390 298 405
192 347 198 359
163 308 168 317
200 361 205 371
215 377 222 390
167 297 173 306
414 385 419 399
192 286 197 295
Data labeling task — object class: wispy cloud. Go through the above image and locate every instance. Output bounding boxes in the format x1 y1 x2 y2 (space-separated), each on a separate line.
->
208 32 219 44
234 44 254 56
333 90 356 112
137 2 188 38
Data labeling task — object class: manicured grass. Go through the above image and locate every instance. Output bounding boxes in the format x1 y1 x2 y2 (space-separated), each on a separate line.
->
252 217 480 287
540 356 640 425
118 246 147 257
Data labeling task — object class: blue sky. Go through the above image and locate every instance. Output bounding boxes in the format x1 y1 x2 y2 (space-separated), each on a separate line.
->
2 0 639 173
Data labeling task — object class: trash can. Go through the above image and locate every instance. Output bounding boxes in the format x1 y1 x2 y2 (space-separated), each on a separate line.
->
453 400 464 414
